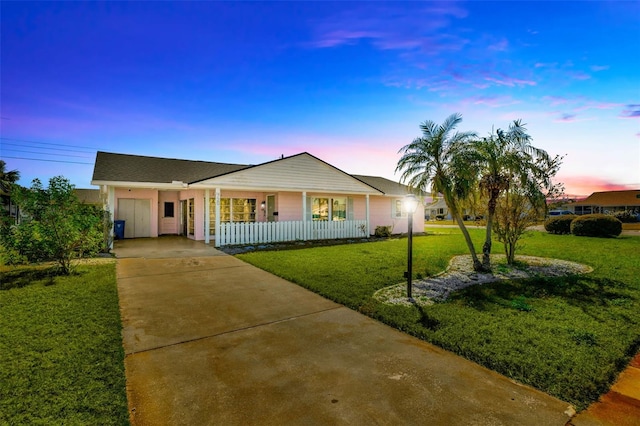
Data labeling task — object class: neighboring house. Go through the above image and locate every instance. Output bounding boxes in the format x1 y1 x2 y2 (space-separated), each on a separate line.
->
571 190 640 215
426 198 450 220
91 151 424 247
74 189 102 206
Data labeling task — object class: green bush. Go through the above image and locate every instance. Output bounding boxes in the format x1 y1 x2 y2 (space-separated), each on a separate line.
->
374 225 392 237
571 214 622 238
1 177 104 273
613 210 639 223
544 215 576 234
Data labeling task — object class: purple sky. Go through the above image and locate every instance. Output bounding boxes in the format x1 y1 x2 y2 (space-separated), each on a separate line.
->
1 1 639 196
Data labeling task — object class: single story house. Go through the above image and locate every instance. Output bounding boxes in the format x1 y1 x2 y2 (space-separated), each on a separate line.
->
91 151 424 247
571 190 640 215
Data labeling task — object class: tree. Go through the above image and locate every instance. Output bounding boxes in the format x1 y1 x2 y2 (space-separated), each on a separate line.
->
0 160 20 195
0 160 21 228
473 120 555 269
397 113 485 271
6 176 103 274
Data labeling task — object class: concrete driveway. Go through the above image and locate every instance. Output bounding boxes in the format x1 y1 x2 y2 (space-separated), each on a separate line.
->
115 237 574 425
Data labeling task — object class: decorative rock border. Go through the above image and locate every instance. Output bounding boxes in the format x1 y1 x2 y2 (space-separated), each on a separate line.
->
374 255 593 307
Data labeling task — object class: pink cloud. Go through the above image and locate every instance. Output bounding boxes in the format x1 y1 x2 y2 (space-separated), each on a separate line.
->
307 3 469 54
570 71 591 81
310 30 382 48
558 175 639 197
467 96 520 108
488 38 509 52
542 96 568 106
554 113 578 123
484 75 536 87
619 105 640 119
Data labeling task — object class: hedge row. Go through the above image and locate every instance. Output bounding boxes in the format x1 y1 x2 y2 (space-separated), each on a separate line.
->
544 214 622 237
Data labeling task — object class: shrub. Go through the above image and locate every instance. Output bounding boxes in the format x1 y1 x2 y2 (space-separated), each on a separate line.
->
544 215 577 234
571 214 622 238
1 177 104 274
374 225 392 237
613 210 639 223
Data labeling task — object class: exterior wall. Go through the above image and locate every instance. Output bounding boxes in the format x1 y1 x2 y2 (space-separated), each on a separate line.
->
109 187 424 240
369 195 424 234
179 189 205 240
114 188 159 238
274 192 302 221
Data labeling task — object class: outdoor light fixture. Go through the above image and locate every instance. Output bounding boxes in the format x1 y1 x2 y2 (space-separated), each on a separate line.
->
260 201 266 218
403 194 419 300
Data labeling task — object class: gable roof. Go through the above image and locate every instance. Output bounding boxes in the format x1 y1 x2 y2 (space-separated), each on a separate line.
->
91 151 249 184
91 151 407 195
190 153 383 194
572 190 640 207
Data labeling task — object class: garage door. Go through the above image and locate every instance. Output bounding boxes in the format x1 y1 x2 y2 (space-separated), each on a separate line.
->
118 199 151 238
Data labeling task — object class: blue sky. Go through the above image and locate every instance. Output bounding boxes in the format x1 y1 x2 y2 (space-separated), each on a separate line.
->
2 1 639 196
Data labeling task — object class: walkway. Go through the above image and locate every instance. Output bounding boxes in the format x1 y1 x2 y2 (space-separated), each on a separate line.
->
114 237 574 425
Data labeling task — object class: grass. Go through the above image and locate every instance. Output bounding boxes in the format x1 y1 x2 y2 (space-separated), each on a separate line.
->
0 261 129 425
237 227 640 410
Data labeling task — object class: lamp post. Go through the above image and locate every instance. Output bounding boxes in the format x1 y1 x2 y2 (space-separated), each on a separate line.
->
404 194 419 300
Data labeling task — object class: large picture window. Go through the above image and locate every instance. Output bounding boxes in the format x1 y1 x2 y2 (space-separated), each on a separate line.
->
207 197 256 234
311 197 349 221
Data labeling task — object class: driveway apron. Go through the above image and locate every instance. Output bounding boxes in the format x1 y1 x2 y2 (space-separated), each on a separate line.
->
116 243 574 425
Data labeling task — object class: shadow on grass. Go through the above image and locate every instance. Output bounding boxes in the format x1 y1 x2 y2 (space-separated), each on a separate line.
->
0 266 60 290
449 275 636 315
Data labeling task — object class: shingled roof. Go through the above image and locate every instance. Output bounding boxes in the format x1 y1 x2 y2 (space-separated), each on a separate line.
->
573 190 640 207
352 175 411 196
92 152 250 184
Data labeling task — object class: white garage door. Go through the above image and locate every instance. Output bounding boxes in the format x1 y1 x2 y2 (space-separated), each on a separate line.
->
118 199 151 238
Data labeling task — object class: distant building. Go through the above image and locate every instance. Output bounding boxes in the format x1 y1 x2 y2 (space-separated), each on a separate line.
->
74 188 101 205
571 190 640 215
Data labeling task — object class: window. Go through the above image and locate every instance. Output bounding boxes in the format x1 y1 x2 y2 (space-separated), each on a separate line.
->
394 200 406 218
332 197 347 221
310 197 350 221
164 202 175 218
188 198 195 235
312 198 329 221
207 197 256 234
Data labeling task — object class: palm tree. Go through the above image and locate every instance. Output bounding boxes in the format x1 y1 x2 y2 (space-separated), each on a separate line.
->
396 113 485 272
474 120 552 269
0 160 20 195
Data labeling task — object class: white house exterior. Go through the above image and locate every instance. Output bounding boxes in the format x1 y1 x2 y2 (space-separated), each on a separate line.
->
91 151 424 247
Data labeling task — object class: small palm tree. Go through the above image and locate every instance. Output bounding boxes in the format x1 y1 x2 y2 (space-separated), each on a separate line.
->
0 160 20 195
397 113 485 272
474 120 553 269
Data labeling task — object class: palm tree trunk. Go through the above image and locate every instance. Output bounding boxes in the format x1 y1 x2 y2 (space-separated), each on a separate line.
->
446 197 484 272
482 190 499 270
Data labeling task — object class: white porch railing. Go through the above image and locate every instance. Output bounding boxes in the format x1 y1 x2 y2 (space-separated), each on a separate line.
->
217 220 368 247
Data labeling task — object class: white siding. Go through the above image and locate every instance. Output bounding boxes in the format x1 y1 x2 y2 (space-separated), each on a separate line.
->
192 154 378 194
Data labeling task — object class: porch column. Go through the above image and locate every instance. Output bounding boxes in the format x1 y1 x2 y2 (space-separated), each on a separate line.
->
214 188 221 247
205 189 210 244
302 191 307 241
366 194 370 236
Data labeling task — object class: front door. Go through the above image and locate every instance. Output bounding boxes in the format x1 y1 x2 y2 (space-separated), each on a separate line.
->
181 200 188 236
267 195 276 222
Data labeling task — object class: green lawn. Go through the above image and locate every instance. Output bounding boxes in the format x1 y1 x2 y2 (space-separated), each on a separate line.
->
237 227 640 410
0 261 129 425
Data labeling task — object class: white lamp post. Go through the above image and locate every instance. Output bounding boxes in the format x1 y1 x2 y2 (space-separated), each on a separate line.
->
404 194 419 300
